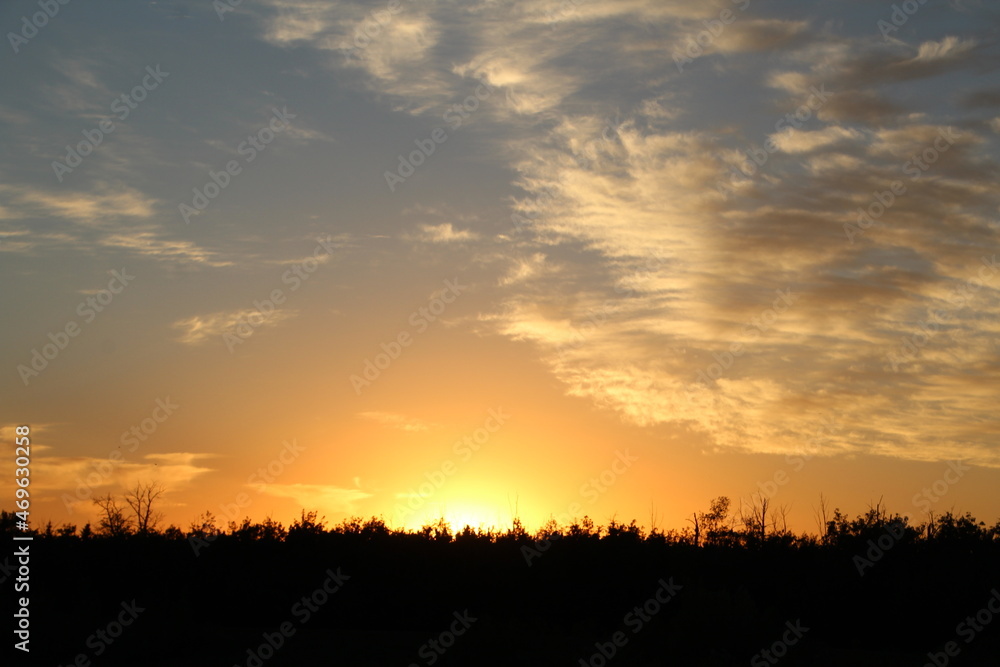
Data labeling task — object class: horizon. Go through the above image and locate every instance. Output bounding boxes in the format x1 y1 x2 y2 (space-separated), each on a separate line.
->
3 0 1000 544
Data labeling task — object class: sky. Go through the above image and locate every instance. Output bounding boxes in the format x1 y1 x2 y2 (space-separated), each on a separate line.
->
1 0 999 536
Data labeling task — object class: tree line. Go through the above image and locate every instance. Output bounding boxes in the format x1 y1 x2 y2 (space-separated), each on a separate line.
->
6 484 999 552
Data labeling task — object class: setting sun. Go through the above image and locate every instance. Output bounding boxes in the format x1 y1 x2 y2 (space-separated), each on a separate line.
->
5 0 1000 662
397 500 513 534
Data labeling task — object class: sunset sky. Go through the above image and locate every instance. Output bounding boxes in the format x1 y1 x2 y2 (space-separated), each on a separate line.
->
2 0 999 535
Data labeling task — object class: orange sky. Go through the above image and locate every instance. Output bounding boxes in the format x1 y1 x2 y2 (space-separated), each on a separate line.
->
2 0 999 536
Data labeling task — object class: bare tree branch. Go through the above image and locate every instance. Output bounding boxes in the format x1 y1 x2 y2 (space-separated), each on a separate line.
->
123 481 165 534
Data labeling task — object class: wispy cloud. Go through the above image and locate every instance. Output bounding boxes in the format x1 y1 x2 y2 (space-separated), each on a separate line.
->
416 223 477 244
0 183 157 225
172 308 298 345
19 452 214 501
257 483 373 513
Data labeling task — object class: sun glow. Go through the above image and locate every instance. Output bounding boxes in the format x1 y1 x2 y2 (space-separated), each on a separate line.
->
400 501 514 534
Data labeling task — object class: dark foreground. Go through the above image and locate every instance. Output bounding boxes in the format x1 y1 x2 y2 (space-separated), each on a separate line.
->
6 512 1000 666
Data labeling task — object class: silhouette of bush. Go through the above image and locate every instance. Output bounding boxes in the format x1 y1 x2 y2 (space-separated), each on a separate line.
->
9 498 1000 664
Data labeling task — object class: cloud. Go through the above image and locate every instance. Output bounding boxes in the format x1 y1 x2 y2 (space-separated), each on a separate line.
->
17 452 214 517
241 0 1000 468
256 483 373 513
715 19 810 53
100 231 234 267
0 183 156 225
172 308 298 345
913 36 976 62
499 252 547 286
416 223 477 243
1 423 54 440
145 453 218 466
770 126 864 154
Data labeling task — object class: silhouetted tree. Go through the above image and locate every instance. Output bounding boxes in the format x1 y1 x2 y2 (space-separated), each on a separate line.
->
162 525 185 540
123 481 165 534
93 493 132 536
700 496 732 546
687 512 700 547
188 510 221 538
740 493 771 543
55 523 77 538
421 517 452 542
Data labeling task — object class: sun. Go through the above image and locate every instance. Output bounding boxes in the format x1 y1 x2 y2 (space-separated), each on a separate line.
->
401 501 511 534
